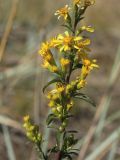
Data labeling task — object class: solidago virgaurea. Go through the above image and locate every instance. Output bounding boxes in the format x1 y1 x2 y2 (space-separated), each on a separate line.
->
23 0 99 159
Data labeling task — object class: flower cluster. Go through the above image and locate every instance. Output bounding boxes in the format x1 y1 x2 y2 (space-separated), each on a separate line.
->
24 0 98 159
38 0 98 130
73 0 95 7
54 5 70 20
23 115 42 143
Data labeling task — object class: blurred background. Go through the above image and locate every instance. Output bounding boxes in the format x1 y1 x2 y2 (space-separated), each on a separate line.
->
0 0 120 159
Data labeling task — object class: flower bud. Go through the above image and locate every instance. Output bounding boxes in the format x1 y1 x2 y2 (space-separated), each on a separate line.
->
62 121 67 127
58 114 62 119
52 108 58 114
84 0 95 6
59 126 64 132
57 105 63 112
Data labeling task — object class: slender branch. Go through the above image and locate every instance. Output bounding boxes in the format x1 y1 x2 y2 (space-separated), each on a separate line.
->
37 144 47 160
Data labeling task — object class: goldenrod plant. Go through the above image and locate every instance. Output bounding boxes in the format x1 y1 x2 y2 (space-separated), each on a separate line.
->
23 0 98 159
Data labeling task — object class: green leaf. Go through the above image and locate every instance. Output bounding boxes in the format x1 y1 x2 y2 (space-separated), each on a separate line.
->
56 132 64 150
61 25 74 33
73 63 83 70
46 114 57 126
70 149 80 152
47 146 59 155
64 114 74 119
79 6 87 16
73 93 96 107
63 154 72 160
66 130 78 134
47 125 58 130
68 151 78 156
79 17 84 21
43 78 62 93
56 132 60 147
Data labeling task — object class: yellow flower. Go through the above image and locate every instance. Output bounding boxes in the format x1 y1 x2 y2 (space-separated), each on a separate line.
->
23 115 42 143
42 60 50 68
66 84 73 94
66 82 76 95
52 94 60 100
81 65 89 79
39 42 50 56
56 31 82 52
74 39 91 51
48 101 55 108
52 108 58 114
47 90 60 100
50 38 59 48
75 51 88 62
73 0 82 6
81 59 99 79
57 87 65 93
55 5 70 20
84 0 95 6
67 100 74 111
77 79 87 89
81 26 94 33
42 60 58 73
56 83 65 93
23 115 30 122
60 58 70 72
83 59 99 69
50 65 58 73
60 58 70 66
39 42 54 63
57 31 73 52
56 105 63 112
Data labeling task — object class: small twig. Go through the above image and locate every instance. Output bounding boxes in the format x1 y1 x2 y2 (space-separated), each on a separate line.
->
0 0 19 62
2 125 16 160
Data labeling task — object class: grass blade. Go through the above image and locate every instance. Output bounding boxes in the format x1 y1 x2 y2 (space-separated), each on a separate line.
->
2 125 16 160
85 127 120 160
95 45 120 141
107 141 118 160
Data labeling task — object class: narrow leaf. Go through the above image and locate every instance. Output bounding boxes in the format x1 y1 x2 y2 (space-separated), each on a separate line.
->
66 130 78 134
73 93 96 107
43 78 62 93
73 63 83 70
61 25 74 33
46 114 56 126
68 151 79 156
64 154 72 160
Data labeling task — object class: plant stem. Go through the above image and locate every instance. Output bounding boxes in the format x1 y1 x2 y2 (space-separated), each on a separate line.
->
58 151 62 160
56 7 79 160
66 61 73 83
37 144 47 160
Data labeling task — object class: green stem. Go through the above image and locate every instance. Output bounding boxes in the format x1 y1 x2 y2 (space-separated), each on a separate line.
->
56 4 88 160
73 6 87 34
66 61 73 83
58 151 62 160
37 144 47 160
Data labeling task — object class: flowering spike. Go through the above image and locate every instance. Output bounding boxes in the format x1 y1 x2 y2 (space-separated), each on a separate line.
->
24 1 98 159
